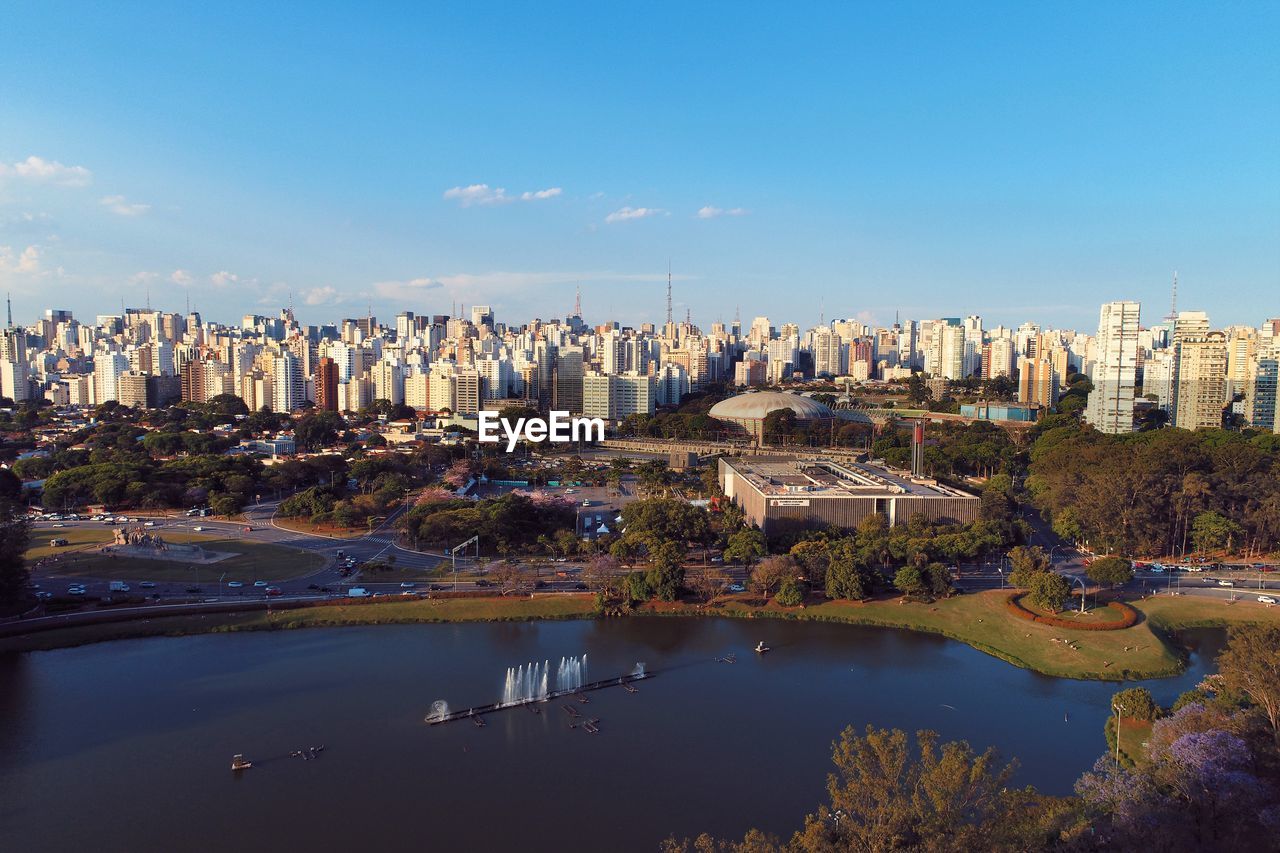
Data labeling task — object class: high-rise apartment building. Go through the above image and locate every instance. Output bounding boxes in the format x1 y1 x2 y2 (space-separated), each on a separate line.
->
1173 332 1229 430
1085 301 1140 434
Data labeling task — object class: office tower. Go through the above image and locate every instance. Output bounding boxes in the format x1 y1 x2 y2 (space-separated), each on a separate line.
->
395 312 416 341
1250 340 1280 432
272 350 305 413
1085 301 1140 434
552 347 584 414
471 305 494 329
453 368 481 415
316 357 339 411
1173 332 1229 430
1017 356 1058 408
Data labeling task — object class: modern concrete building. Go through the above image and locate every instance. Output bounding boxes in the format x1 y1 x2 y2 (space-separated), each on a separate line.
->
718 455 980 536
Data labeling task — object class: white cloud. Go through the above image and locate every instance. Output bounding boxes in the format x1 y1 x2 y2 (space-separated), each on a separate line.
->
0 156 93 187
372 277 444 301
443 183 563 207
605 206 667 224
302 285 343 306
210 270 240 287
696 205 748 219
100 194 151 217
169 269 193 286
0 244 41 274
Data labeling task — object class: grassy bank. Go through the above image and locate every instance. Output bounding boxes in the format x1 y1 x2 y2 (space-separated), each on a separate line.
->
6 590 1279 681
0 595 599 653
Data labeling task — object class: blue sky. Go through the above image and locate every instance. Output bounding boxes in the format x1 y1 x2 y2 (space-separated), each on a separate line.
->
1 1 1276 331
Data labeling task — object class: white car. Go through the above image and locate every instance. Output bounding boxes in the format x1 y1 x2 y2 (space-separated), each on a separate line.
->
144 521 156 527
400 582 417 589
253 580 268 587
1259 596 1277 605
1218 580 1235 587
192 526 204 532
227 581 243 588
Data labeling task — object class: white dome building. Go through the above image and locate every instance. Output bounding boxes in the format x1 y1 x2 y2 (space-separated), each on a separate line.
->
708 391 835 443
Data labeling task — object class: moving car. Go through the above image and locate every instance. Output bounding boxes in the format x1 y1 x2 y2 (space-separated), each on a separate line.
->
227 581 243 588
1259 596 1277 605
139 581 156 588
253 580 268 587
399 582 417 589
192 526 204 532
1218 580 1235 587
265 586 282 596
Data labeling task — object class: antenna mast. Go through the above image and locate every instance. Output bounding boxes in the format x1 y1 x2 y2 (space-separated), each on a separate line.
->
666 261 673 326
574 284 582 318
5 293 11 328
1165 271 1178 324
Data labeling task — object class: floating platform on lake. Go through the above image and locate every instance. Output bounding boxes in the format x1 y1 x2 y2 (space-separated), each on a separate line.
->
427 672 649 725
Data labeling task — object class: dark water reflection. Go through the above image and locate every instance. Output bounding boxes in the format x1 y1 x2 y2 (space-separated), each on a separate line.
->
0 619 1223 852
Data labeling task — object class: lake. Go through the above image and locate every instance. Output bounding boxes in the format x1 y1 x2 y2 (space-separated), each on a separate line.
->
0 617 1223 852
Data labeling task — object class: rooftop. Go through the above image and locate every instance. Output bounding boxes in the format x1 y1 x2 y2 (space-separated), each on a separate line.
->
723 455 977 500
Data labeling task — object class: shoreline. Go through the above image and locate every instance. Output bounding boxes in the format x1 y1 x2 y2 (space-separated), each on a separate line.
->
2 591 1275 682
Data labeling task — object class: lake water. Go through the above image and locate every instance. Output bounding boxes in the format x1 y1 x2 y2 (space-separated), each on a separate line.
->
0 617 1223 852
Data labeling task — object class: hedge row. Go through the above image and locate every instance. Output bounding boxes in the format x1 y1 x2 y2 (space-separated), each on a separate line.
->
1005 592 1139 631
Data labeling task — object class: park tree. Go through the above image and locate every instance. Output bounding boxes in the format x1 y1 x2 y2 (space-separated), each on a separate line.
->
645 540 686 601
582 555 622 598
1111 687 1158 722
790 726 1019 852
923 563 953 597
1191 511 1243 553
622 570 651 603
1027 571 1071 612
724 528 767 565
775 577 804 607
1087 556 1133 588
293 410 344 451
751 555 797 603
1006 545 1051 587
688 568 730 604
893 565 926 597
1218 624 1280 745
826 551 870 601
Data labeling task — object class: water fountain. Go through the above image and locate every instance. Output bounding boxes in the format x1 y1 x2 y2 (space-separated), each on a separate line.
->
632 662 647 678
425 700 450 723
501 654 590 706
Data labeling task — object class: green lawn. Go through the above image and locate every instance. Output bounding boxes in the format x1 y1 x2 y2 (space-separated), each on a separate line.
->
27 526 116 559
29 531 324 584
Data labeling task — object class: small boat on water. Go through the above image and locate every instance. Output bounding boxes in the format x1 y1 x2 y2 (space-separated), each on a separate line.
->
755 642 771 654
231 754 252 771
621 683 638 694
472 716 486 728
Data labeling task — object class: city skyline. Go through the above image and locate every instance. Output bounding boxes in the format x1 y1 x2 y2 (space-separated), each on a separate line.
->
2 2 1277 329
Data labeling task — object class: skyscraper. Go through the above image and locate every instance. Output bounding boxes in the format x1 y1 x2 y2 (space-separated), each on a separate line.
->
316 356 339 411
1085 301 1140 434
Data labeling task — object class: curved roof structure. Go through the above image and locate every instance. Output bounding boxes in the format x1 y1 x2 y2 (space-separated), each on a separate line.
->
709 391 835 421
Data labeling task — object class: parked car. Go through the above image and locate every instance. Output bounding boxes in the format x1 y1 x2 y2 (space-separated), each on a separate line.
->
728 583 746 593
